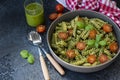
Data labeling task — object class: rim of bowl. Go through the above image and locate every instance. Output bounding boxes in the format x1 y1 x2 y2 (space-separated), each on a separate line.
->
47 10 120 69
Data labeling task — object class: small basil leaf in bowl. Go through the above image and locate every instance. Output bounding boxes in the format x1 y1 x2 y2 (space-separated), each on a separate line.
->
99 40 107 46
76 21 85 29
87 40 95 46
85 24 94 30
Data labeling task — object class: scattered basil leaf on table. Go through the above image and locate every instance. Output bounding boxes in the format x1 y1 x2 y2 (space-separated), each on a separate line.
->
20 50 35 64
20 50 29 59
27 53 35 64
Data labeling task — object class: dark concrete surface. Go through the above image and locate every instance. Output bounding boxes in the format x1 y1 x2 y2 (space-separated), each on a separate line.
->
0 0 120 80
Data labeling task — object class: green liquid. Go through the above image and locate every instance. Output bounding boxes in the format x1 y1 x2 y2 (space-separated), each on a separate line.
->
25 3 44 27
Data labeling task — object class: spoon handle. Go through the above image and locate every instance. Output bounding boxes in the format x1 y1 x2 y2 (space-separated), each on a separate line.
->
46 54 65 75
40 55 50 80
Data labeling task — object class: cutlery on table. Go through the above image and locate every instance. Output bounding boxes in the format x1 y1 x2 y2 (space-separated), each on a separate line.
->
28 31 65 77
28 31 50 80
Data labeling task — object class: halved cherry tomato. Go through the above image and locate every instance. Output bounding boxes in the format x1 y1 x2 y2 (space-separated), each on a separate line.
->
58 32 68 40
76 42 86 50
57 13 62 18
66 50 76 59
56 4 64 13
49 13 58 20
68 29 73 36
109 42 118 52
87 54 96 64
89 30 97 39
99 54 108 63
78 17 83 21
36 25 46 33
102 24 113 33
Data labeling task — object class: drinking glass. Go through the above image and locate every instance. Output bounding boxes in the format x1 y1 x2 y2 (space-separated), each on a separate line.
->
24 0 44 27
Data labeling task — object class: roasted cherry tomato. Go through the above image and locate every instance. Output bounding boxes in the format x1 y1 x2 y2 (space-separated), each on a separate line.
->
49 13 58 20
78 17 83 21
102 24 113 33
109 42 118 52
89 30 97 39
99 54 108 63
76 42 86 50
58 32 68 40
36 25 46 33
68 29 73 36
66 50 76 59
57 13 62 18
87 54 96 64
56 4 64 12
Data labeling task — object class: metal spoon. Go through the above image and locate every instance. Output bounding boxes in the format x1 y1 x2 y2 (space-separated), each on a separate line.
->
28 31 65 75
28 31 50 80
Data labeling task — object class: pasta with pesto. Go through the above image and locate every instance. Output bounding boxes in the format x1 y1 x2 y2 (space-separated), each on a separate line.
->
51 16 119 66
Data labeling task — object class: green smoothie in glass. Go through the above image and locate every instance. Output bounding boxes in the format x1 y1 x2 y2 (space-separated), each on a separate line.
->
25 2 44 27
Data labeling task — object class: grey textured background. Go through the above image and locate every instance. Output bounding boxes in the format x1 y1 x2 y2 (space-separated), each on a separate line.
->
0 0 120 80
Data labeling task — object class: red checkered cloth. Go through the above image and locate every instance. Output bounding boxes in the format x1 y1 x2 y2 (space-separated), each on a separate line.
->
65 0 120 27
